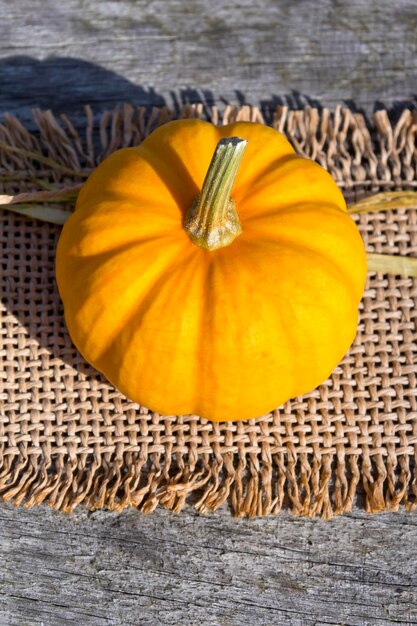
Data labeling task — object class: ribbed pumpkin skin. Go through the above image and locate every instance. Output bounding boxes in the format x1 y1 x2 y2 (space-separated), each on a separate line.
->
56 119 367 422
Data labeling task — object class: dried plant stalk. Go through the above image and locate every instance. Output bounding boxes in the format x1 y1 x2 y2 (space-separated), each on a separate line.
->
348 191 417 214
0 183 82 206
5 203 72 224
0 184 81 224
367 253 417 276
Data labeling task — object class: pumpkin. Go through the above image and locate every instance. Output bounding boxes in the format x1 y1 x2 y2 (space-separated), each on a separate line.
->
55 119 367 422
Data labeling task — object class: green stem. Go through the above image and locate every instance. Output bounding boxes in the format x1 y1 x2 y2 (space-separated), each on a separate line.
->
184 137 247 251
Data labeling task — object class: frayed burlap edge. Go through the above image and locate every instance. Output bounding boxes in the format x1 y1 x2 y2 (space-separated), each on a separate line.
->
1 103 417 519
1 103 417 194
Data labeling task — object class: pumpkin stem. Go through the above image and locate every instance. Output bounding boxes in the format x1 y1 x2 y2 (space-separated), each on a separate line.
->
184 136 247 251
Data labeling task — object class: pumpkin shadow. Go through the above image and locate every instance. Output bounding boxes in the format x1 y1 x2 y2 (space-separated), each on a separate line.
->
0 56 217 373
0 55 220 131
0 55 166 129
1 211 101 380
0 57 159 378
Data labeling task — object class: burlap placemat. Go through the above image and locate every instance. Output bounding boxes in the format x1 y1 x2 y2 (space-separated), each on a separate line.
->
1 103 416 519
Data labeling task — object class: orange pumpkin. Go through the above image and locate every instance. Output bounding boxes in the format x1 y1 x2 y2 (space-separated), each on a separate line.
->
55 119 367 422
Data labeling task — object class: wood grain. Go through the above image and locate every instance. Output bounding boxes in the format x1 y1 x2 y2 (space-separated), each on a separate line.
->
1 503 417 626
0 0 416 127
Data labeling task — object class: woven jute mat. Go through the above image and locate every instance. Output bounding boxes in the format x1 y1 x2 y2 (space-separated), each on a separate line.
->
1 103 416 518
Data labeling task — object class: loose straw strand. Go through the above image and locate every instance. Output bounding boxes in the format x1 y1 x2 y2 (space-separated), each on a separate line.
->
348 190 417 277
348 191 417 214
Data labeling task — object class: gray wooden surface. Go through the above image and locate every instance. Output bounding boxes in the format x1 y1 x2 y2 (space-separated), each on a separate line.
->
1 503 417 626
0 0 416 126
1 1 417 624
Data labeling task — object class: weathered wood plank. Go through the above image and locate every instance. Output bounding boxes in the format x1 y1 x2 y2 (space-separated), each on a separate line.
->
1 503 417 626
0 0 416 127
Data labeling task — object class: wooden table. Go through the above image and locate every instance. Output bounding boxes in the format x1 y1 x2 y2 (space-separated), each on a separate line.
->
1 1 417 624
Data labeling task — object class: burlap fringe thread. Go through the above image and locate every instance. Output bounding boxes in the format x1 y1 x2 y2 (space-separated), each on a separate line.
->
2 102 417 193
1 103 417 518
